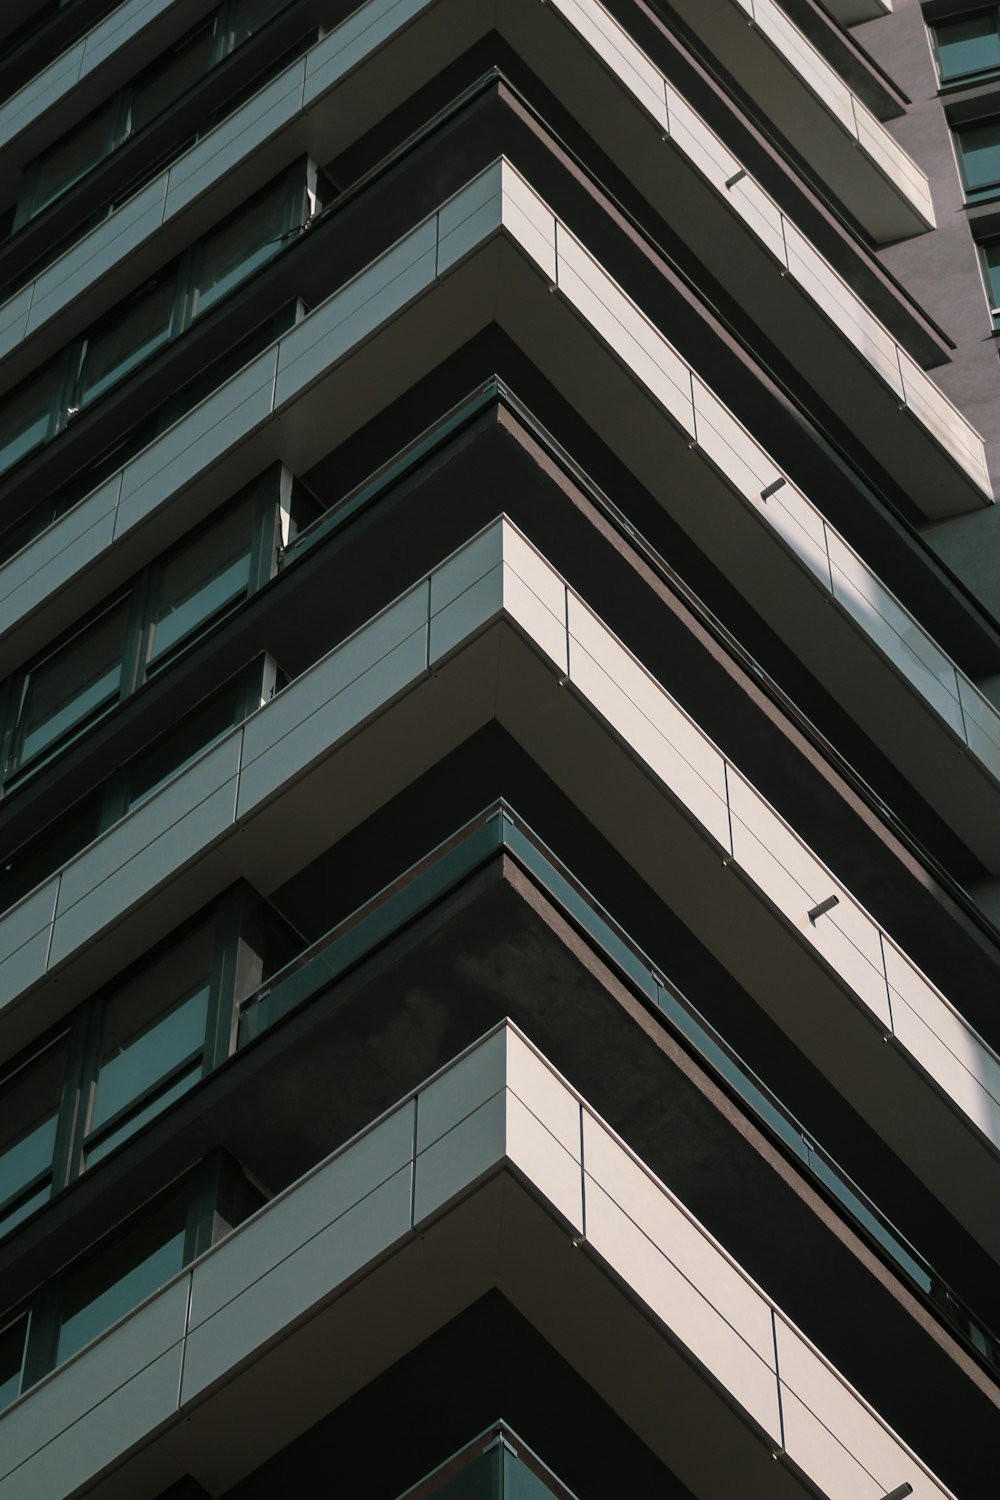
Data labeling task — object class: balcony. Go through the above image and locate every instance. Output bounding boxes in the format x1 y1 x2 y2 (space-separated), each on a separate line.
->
1 516 998 1268
0 1023 955 1500
666 0 930 240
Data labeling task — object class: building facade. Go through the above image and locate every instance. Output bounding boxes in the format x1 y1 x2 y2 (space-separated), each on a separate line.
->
0 0 999 1496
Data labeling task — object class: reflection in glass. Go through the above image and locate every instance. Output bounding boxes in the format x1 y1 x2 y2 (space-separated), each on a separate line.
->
84 926 213 1163
958 118 1000 201
0 1315 27 1414
26 98 118 220
0 365 55 476
191 182 295 318
128 23 217 135
937 12 1000 83
56 1193 186 1363
0 1037 68 1224
76 277 177 407
16 600 129 768
147 501 253 663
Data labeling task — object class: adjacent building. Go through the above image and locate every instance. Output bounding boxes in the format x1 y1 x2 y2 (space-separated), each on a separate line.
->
0 0 999 1496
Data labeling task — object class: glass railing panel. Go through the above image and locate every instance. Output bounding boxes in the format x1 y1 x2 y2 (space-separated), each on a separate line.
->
230 798 997 1370
957 673 1000 783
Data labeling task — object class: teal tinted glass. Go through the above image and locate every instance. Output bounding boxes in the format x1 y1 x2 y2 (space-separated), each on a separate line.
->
0 1036 67 1226
76 275 176 408
26 96 118 219
0 365 54 477
0 1316 27 1413
89 987 209 1134
937 12 1000 81
16 599 129 768
982 240 1000 322
191 179 295 318
958 118 1000 198
147 500 253 665
56 1194 186 1363
85 925 213 1159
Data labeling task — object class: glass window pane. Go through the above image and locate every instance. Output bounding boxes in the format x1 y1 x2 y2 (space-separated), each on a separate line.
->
16 599 129 769
89 987 209 1134
147 501 253 664
227 0 289 50
76 276 177 408
25 97 118 219
937 14 1000 82
958 118 1000 198
983 240 1000 322
0 1315 27 1413
128 23 217 136
56 1192 187 1363
0 1037 68 1214
85 925 213 1151
0 365 55 477
191 180 294 318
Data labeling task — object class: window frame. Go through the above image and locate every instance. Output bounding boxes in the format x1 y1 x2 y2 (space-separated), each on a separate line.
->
0 481 281 790
933 6 1000 87
10 0 295 235
0 160 312 486
955 114 1000 202
0 885 295 1255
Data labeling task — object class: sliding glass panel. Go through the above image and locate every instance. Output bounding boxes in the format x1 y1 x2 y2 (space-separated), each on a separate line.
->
76 276 177 408
15 599 130 769
126 678 243 807
0 1315 27 1414
0 1036 68 1227
227 0 290 50
128 22 219 135
190 179 296 318
982 240 1000 326
0 365 55 477
958 118 1000 200
56 1192 187 1364
147 500 253 664
24 97 119 220
84 926 213 1161
937 12 1000 83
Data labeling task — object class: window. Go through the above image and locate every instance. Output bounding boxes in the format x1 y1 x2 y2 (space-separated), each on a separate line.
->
935 9 1000 84
146 498 255 666
1 1155 265 1408
956 116 1000 200
980 239 1000 326
12 0 295 231
55 1190 188 1365
0 887 298 1249
0 164 311 483
0 1315 27 1415
0 1035 70 1238
9 598 131 774
0 659 276 918
1 488 273 786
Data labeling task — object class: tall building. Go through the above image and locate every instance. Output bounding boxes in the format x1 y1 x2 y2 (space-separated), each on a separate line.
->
1 0 999 1496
